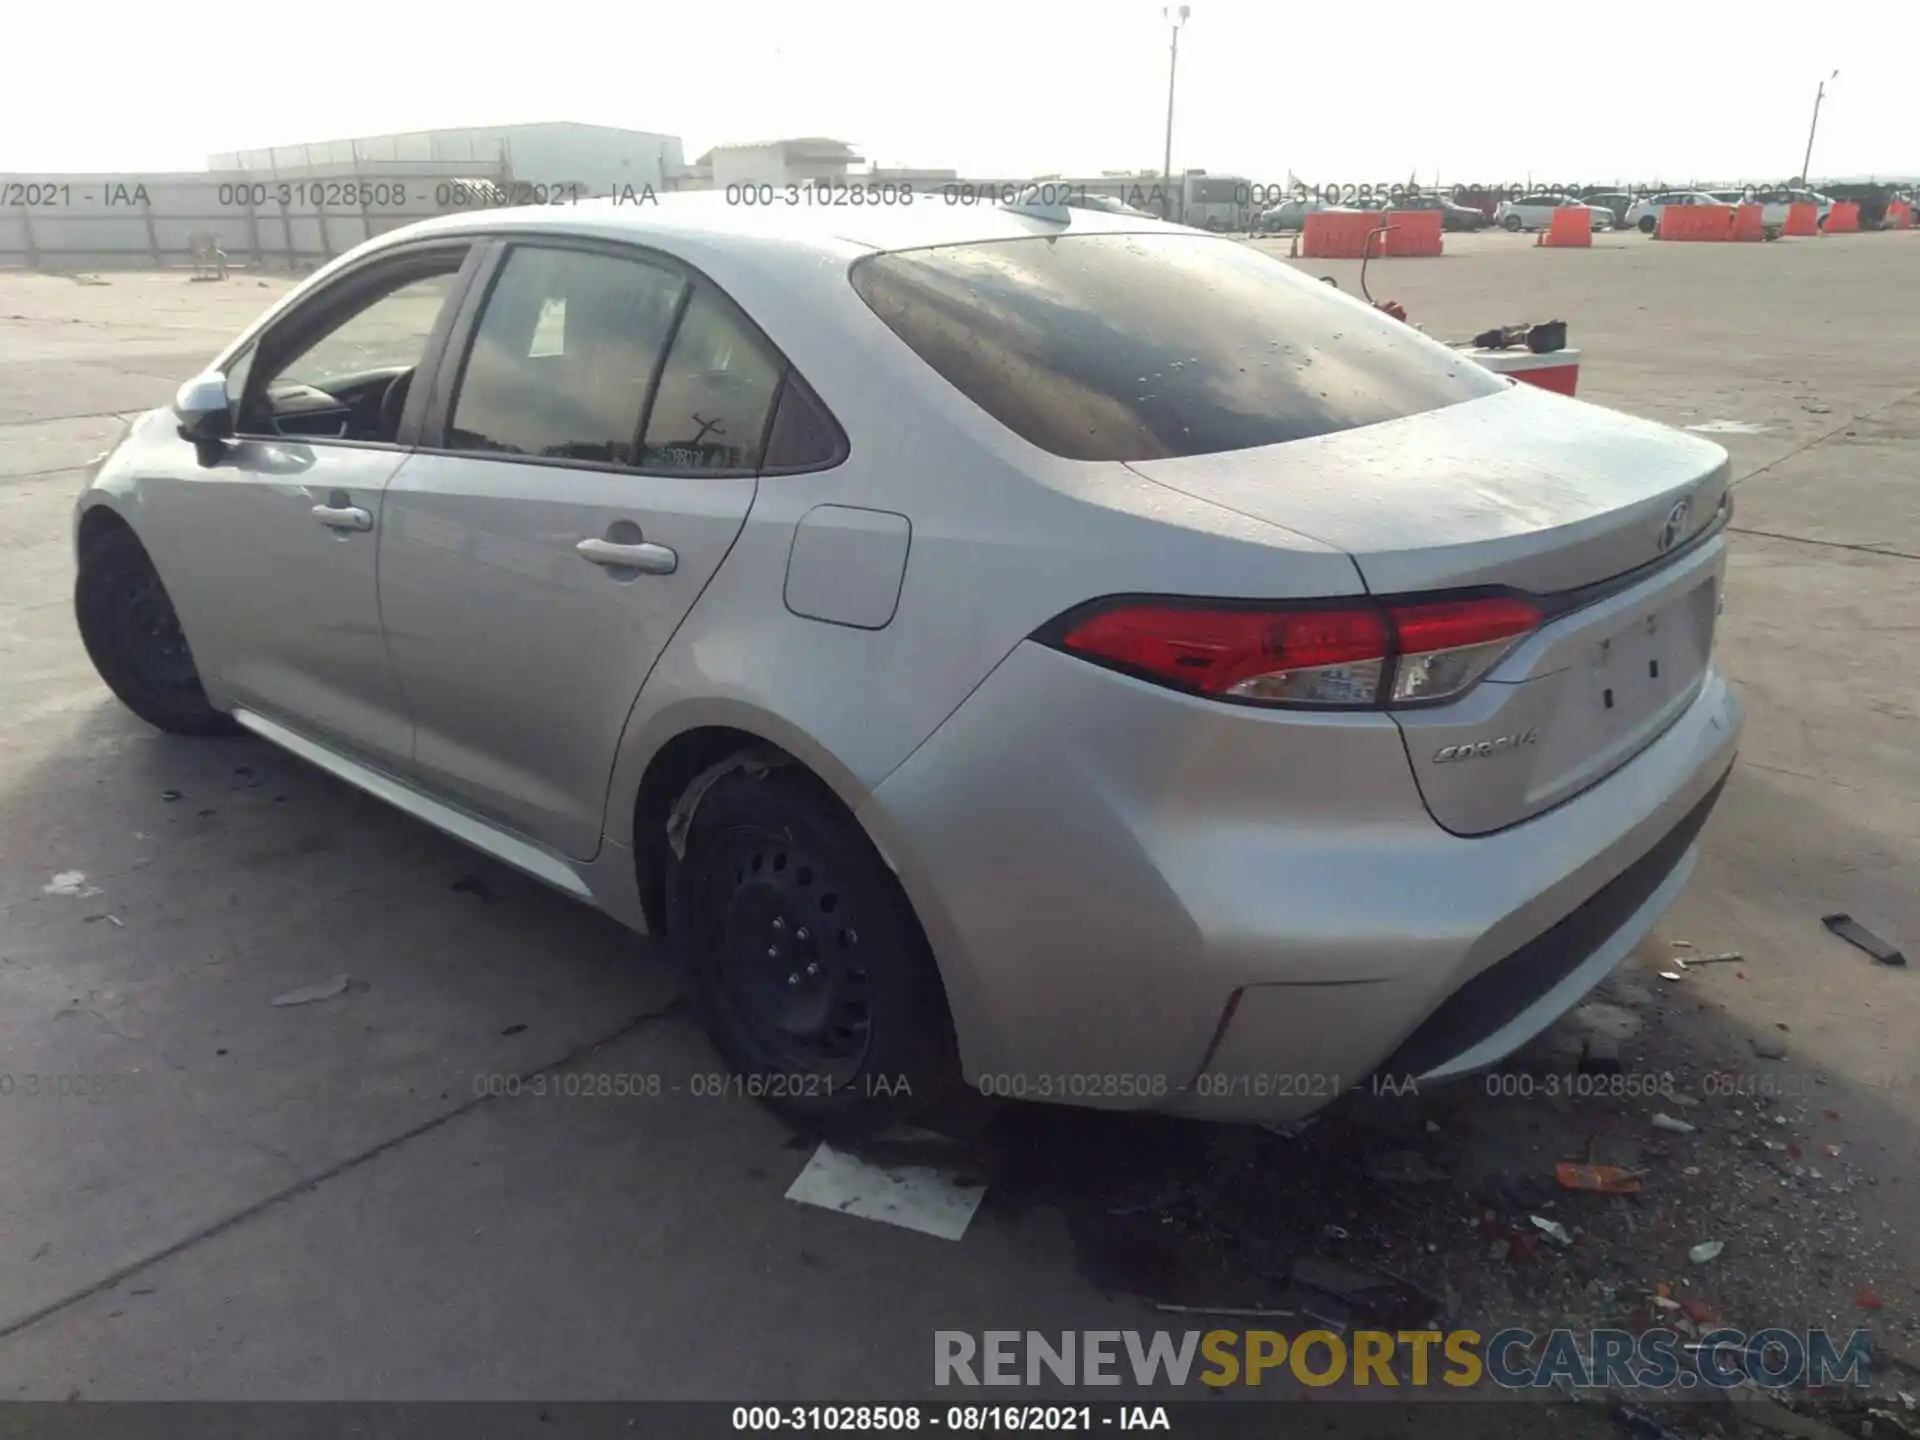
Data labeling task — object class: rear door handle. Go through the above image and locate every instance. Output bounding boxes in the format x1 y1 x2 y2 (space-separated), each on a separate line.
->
575 537 678 575
312 504 373 532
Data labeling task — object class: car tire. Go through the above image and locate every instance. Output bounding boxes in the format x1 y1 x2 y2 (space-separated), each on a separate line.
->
1638 216 1657 234
667 762 958 1136
1503 214 1523 232
75 524 239 738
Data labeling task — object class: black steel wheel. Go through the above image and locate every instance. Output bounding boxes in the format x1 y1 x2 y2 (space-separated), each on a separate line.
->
75 525 238 737
668 762 956 1133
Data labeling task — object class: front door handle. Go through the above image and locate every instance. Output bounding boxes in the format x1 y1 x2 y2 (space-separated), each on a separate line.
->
575 537 678 575
313 503 373 533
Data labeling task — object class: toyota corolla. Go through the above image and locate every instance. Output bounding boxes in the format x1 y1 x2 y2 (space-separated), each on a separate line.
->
72 193 1742 1130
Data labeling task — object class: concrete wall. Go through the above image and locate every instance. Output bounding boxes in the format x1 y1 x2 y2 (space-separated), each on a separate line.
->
0 167 513 271
210 124 686 198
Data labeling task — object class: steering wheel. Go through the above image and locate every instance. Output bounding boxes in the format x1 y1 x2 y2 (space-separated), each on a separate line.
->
378 370 414 443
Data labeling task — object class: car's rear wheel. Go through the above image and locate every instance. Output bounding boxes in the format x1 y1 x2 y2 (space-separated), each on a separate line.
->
1503 214 1523 232
667 763 957 1135
75 525 238 737
1638 215 1657 233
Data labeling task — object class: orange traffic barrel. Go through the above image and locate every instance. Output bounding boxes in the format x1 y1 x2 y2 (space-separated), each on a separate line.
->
1825 201 1861 233
1659 203 1734 241
1730 204 1764 241
1783 202 1819 236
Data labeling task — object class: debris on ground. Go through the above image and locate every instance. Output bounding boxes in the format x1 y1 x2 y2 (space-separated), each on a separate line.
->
499 1023 528 1037
1556 1163 1643 1194
270 975 352 1007
1153 1303 1294 1318
1822 913 1907 966
160 789 182 802
43 871 104 898
1651 1113 1697 1134
1689 1240 1725 1264
1530 1216 1573 1247
451 874 497 903
1752 1036 1790 1059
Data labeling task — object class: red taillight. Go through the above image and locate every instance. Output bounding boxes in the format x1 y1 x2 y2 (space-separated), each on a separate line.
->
1051 594 1542 708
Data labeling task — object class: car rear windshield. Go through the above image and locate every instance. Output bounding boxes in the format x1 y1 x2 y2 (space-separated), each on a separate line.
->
848 232 1504 462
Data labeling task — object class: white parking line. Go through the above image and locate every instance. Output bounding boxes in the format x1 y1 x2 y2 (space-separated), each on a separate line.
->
784 1142 988 1241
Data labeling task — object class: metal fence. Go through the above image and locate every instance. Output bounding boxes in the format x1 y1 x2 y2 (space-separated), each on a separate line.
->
0 164 515 271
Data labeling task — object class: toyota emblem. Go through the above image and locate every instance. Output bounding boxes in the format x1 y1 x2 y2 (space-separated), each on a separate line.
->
1658 498 1692 554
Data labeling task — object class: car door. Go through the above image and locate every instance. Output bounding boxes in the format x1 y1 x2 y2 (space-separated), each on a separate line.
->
138 241 477 770
376 237 784 859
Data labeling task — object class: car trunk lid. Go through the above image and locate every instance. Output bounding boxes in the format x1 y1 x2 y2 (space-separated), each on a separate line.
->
1126 385 1732 833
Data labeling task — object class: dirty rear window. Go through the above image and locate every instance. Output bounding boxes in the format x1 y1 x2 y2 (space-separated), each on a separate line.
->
849 232 1504 462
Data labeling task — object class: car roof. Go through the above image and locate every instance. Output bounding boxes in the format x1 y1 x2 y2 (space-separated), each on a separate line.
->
380 189 1181 261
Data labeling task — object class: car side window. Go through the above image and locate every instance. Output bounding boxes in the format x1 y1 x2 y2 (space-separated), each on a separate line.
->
639 289 783 473
239 255 466 443
761 372 847 471
446 245 686 464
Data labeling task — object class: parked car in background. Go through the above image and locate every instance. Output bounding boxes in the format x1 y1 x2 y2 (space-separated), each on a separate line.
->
1494 194 1614 232
1257 196 1358 232
1396 192 1491 231
1756 188 1833 228
1585 192 1635 228
1623 192 1726 233
73 194 1742 1130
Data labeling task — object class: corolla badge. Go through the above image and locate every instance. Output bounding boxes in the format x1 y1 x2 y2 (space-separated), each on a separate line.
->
1433 729 1539 763
1657 498 1693 554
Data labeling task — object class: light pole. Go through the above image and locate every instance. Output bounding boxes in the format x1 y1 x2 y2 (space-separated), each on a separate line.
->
1160 5 1190 221
1799 69 1838 186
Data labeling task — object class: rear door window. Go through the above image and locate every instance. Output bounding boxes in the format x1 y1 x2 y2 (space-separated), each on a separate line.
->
849 231 1503 462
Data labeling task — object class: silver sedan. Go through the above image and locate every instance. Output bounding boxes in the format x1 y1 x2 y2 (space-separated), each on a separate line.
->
74 195 1742 1131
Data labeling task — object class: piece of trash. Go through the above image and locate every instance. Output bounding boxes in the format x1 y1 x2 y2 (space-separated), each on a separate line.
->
1367 1150 1448 1184
270 974 351 1007
1651 1113 1697 1134
196 808 217 819
1667 1092 1700 1108
1659 970 1686 982
1751 1037 1788 1060
1556 1163 1643 1194
1320 1224 1350 1241
82 914 125 928
1689 1240 1724 1264
1683 1166 1701 1176
1682 1298 1713 1323
44 871 92 896
499 1023 527 1037
160 789 182 802
1857 1287 1886 1310
452 874 497 903
1899 1392 1915 1412
1670 940 1695 950
1684 420 1771 435
1529 1216 1572 1246
1822 913 1906 966
133 831 153 840
1650 1295 1681 1312
1685 952 1742 967
1822 1143 1843 1158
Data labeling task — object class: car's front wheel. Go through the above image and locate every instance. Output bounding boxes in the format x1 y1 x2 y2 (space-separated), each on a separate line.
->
668 762 958 1135
75 524 239 737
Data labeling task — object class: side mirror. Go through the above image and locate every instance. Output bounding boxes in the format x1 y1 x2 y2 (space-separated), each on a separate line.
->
174 372 234 446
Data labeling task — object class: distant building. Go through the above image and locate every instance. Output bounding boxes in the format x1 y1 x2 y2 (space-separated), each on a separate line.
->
679 138 865 190
209 122 686 196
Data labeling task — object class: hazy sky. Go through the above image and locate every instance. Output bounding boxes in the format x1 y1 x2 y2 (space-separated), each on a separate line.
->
4 0 1909 183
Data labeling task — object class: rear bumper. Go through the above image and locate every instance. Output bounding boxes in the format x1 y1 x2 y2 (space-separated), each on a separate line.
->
862 642 1742 1122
